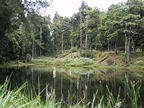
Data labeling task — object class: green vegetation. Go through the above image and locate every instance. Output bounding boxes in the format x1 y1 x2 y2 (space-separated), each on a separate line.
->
26 54 32 62
0 75 142 108
31 51 144 69
0 0 144 66
0 0 144 107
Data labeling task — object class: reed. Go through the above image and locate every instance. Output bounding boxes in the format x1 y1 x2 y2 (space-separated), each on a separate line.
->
0 76 141 108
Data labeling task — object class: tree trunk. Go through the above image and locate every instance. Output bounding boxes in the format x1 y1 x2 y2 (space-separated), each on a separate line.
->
90 45 92 53
55 35 58 51
61 32 64 53
71 38 73 48
71 39 73 58
32 36 34 60
114 41 117 55
127 35 130 64
108 40 110 51
40 27 42 57
132 37 135 52
142 47 144 56
125 33 128 64
85 18 88 57
125 33 127 54
80 10 82 49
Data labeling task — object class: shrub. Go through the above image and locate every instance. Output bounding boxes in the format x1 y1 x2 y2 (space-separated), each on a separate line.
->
136 48 142 52
119 53 127 63
26 54 32 62
80 50 94 58
134 60 144 65
0 56 7 63
70 47 78 53
73 57 94 65
106 59 114 65
134 57 144 65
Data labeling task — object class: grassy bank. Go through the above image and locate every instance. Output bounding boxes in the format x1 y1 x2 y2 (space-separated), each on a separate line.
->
31 56 144 70
0 61 34 68
0 51 144 71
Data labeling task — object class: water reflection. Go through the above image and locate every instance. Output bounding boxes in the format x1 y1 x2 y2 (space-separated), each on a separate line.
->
53 67 56 100
0 66 144 107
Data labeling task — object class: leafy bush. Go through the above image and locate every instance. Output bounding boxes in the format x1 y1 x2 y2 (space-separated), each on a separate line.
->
119 53 127 63
26 54 32 62
106 59 114 65
134 60 144 65
70 47 78 53
0 56 7 63
136 48 142 52
62 57 94 65
81 50 94 58
134 57 144 65
73 57 94 64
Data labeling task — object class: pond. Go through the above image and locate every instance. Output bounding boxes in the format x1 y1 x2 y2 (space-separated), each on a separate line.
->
0 65 144 107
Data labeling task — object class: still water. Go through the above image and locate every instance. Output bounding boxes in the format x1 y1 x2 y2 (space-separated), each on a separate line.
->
0 65 144 107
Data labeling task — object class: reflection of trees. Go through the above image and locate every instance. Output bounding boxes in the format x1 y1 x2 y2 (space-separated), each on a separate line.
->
1 66 144 106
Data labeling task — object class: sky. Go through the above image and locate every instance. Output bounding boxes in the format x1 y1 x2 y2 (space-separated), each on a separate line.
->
44 0 127 18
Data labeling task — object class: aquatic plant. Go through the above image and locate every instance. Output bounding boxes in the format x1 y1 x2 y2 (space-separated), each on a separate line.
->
0 75 142 108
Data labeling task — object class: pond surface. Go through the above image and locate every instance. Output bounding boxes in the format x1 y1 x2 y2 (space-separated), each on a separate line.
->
0 65 144 107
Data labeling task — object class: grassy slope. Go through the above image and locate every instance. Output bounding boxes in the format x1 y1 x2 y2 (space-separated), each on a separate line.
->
31 51 144 70
0 51 144 72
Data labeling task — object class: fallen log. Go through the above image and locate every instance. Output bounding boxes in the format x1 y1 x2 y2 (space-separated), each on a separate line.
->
97 56 109 63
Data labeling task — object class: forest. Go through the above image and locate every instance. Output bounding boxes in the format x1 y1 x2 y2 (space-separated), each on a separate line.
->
0 0 144 64
0 0 144 108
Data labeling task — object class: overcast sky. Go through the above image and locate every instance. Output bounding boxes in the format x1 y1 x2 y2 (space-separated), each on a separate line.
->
43 0 127 18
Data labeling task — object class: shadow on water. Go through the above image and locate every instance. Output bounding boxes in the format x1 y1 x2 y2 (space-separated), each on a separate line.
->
0 65 144 107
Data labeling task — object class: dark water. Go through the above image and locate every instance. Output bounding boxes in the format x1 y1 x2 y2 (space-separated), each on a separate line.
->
0 65 144 107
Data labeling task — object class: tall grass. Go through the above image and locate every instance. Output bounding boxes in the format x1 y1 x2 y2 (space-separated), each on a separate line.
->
0 76 142 108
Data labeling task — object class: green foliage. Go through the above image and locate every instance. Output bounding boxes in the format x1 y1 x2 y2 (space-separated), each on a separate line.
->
61 57 94 66
119 53 127 63
26 54 32 62
1 0 144 63
81 50 94 58
136 48 142 53
125 75 141 108
106 59 114 65
134 57 144 65
70 47 78 53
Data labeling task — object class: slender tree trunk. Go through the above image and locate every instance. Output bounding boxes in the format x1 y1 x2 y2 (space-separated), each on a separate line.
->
108 40 110 51
132 37 135 52
80 10 82 49
115 41 117 55
61 74 63 94
142 48 144 56
40 27 42 57
61 32 64 53
125 33 127 54
71 39 73 58
90 45 92 53
55 35 58 51
85 17 88 57
71 38 73 48
125 33 128 64
32 36 34 60
127 35 130 64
